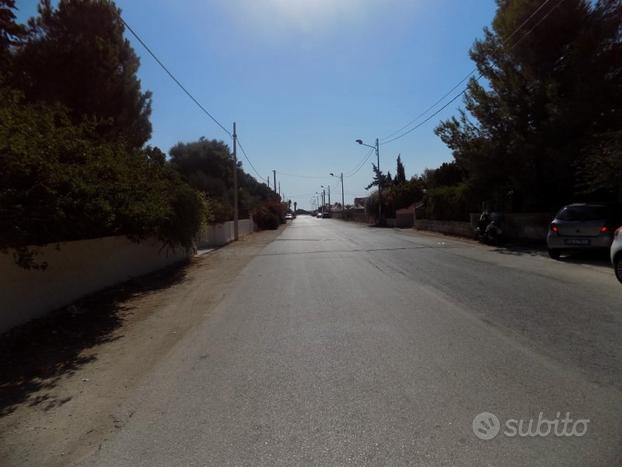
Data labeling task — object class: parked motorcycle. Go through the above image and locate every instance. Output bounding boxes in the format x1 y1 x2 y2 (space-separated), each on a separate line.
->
475 211 505 245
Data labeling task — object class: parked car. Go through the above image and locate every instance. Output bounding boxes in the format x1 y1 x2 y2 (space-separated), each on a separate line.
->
612 227 622 283
316 212 323 218
547 203 622 259
285 213 293 220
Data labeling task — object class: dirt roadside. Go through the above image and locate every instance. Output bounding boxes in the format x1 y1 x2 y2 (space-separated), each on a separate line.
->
0 226 285 467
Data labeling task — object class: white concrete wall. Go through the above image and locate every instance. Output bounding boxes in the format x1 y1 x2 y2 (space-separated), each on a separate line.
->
415 219 474 238
196 218 255 248
0 219 257 334
0 237 189 334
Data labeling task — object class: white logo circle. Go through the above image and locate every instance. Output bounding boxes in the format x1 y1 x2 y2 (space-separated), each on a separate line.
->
472 412 501 440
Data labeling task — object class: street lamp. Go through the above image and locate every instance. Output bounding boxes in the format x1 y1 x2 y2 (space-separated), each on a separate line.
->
355 137 383 225
330 172 345 215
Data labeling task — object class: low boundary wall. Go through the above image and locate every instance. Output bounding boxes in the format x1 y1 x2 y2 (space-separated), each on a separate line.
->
0 237 188 333
414 219 474 238
1 218 256 333
196 218 255 248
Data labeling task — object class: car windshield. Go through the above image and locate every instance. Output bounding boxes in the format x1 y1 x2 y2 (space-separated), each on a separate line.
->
556 206 610 222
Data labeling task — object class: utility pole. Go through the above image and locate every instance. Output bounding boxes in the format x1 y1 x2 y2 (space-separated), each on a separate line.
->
327 185 331 213
340 172 345 213
278 182 281 197
375 137 382 225
355 138 382 225
273 170 277 192
232 122 239 241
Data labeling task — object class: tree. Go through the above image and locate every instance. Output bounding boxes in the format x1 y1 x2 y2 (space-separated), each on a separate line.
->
578 130 622 200
435 0 622 211
395 154 407 185
0 0 24 73
12 0 152 149
0 88 206 267
422 162 464 190
364 155 424 219
365 163 390 191
170 138 279 222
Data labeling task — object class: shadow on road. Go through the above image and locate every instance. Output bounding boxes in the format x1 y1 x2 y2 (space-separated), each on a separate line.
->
0 261 189 417
491 244 612 267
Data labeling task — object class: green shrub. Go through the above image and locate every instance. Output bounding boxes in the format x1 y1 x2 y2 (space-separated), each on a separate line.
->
253 206 280 230
0 89 206 266
424 183 473 221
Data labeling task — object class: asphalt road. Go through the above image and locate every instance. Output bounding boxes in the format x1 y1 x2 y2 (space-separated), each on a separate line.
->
78 216 622 466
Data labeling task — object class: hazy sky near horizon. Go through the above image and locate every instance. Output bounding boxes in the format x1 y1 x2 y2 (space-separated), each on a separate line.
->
16 0 496 209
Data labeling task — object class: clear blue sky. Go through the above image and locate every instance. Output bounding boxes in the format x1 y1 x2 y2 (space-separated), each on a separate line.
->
16 0 496 210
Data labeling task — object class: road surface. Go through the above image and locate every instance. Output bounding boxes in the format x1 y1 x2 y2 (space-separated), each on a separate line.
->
78 216 622 466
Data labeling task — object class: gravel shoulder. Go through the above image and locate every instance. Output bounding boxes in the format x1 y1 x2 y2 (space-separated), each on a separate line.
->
0 226 285 467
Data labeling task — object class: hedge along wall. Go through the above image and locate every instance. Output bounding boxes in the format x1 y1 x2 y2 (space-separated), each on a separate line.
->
1 219 256 334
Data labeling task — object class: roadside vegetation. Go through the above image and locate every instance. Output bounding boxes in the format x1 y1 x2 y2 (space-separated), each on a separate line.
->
0 0 281 267
364 0 621 221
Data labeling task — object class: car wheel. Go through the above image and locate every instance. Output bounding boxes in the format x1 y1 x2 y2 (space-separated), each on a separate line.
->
615 257 622 284
548 248 561 260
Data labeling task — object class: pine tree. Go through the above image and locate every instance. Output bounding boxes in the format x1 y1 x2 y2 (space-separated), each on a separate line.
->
13 0 152 149
435 0 622 209
395 154 406 185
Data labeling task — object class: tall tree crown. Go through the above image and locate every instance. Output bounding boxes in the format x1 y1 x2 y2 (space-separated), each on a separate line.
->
13 0 152 149
435 0 622 209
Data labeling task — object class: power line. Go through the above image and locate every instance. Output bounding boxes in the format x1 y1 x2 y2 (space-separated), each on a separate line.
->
344 147 375 178
120 17 232 138
508 0 565 50
381 88 470 145
236 137 264 180
120 17 271 187
380 0 557 145
380 70 475 142
277 171 328 179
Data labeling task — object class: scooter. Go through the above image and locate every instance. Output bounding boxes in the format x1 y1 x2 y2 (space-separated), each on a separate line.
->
475 212 505 245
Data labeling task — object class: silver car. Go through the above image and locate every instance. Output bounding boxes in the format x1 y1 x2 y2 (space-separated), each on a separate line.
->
612 226 622 283
547 203 621 259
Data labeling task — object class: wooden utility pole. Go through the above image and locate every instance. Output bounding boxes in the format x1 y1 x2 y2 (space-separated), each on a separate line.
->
232 122 238 240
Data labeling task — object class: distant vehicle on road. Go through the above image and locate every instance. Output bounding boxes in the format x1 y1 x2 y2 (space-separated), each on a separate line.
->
285 213 293 220
316 212 323 218
547 203 622 259
611 227 622 283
